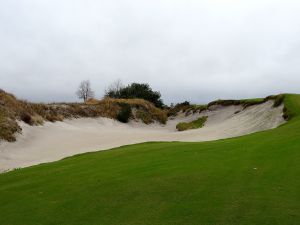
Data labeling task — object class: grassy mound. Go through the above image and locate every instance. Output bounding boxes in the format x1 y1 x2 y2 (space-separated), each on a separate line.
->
0 94 299 224
0 90 167 142
176 116 208 131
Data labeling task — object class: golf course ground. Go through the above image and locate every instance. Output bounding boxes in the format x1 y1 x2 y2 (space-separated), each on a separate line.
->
0 94 299 225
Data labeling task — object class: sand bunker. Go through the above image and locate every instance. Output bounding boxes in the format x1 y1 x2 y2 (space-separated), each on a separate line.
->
0 100 285 172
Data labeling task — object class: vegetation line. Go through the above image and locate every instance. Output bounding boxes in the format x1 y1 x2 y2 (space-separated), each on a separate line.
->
0 83 286 142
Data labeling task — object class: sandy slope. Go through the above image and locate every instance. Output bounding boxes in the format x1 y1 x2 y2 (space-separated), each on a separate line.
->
0 100 285 172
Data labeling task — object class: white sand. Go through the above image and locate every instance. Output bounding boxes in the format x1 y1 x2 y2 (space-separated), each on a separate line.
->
0 100 285 172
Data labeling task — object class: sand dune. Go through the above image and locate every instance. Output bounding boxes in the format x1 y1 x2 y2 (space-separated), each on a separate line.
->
0 100 285 172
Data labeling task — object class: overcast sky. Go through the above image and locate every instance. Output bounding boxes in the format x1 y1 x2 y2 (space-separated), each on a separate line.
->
1 0 300 104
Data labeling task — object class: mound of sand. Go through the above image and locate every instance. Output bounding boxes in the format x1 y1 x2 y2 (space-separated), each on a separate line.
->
0 100 285 172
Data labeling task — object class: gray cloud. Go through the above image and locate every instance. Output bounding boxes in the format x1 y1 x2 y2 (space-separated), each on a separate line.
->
1 0 300 104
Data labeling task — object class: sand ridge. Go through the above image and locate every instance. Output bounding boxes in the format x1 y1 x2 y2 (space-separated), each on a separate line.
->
0 100 285 172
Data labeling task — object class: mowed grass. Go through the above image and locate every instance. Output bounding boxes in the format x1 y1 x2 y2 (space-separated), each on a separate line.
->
0 95 300 225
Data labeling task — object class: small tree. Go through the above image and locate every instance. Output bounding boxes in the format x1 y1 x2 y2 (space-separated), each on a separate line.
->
76 80 94 102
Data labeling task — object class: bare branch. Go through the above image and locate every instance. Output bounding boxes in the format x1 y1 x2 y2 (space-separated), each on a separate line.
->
105 79 124 98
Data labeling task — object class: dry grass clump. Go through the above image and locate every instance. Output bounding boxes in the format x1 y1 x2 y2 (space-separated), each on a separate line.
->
135 110 152 124
0 90 22 141
85 98 99 105
0 108 21 142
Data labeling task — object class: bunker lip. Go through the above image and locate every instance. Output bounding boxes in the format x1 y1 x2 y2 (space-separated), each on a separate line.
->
0 100 285 172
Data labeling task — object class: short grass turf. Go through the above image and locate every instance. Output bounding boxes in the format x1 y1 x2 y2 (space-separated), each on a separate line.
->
0 94 300 225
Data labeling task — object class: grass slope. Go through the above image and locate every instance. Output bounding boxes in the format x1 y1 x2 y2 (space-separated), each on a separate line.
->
0 95 299 225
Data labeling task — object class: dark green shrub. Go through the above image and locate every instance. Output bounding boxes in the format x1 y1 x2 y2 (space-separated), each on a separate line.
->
273 95 285 107
105 83 164 108
117 103 132 123
20 113 33 125
283 106 289 120
178 101 190 106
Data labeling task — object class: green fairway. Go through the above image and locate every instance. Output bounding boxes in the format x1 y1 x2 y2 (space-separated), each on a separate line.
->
0 95 299 225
